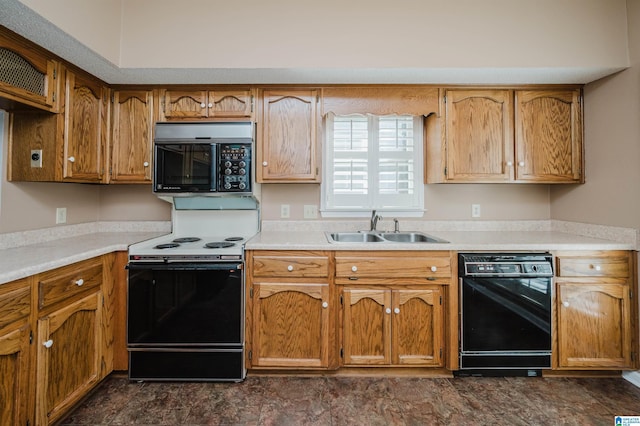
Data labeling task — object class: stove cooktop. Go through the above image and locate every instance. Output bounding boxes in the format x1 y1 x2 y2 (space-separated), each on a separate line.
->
129 234 248 262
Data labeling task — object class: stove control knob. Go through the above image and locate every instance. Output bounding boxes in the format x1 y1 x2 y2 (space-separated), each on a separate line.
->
322 301 329 309
43 339 53 348
287 265 294 272
225 168 232 175
238 183 246 190
239 168 246 175
224 183 232 190
239 161 246 168
225 161 232 168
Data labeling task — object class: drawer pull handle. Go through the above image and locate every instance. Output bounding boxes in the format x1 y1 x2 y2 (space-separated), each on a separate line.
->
43 339 53 348
287 265 294 272
348 277 359 281
426 277 437 281
563 301 570 307
322 301 328 309
385 308 391 314
430 266 437 272
351 266 358 272
394 307 400 314
75 278 84 286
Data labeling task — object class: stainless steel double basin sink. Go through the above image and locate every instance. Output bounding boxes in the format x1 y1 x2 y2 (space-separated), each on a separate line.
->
326 231 448 244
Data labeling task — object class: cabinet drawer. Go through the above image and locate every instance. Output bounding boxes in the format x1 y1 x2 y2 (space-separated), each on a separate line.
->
556 255 630 278
335 252 451 280
38 257 103 310
252 255 329 278
0 279 31 330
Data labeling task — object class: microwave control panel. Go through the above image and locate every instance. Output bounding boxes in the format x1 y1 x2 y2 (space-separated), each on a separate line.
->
219 143 251 192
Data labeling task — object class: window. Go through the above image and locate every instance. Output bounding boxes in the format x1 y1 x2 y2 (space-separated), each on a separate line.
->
322 114 424 216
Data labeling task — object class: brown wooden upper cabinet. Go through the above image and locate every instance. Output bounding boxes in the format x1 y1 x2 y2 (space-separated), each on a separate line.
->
0 28 61 112
257 89 321 183
110 90 154 183
63 70 109 183
158 88 254 120
427 88 583 184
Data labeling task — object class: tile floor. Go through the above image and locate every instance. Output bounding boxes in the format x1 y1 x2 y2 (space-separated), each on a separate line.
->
61 374 640 425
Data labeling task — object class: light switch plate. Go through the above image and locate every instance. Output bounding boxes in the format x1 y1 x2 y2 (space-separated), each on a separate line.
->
280 204 290 218
303 204 318 219
471 204 481 218
56 207 67 224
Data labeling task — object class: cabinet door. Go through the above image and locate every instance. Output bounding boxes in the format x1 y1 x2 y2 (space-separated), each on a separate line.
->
209 90 253 117
259 89 320 182
64 71 107 182
515 90 582 182
392 288 443 366
342 288 391 365
252 282 330 368
557 282 632 369
161 90 208 119
36 291 102 425
444 90 513 182
111 90 154 183
0 324 31 426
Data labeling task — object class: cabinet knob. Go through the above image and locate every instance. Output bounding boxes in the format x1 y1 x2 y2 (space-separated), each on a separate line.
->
43 339 53 348
507 161 513 167
208 103 213 108
563 301 570 307
430 266 437 272
75 278 84 286
322 301 329 309
385 308 391 314
394 307 400 314
287 265 294 272
200 103 206 108
143 161 149 167
518 161 525 167
262 161 268 167
592 264 602 271
68 156 75 163
351 266 358 272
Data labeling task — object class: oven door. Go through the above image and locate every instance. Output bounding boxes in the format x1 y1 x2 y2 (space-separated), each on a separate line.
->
127 262 242 347
459 276 552 369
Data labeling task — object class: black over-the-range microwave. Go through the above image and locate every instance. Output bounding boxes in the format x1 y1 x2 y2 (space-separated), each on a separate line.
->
153 122 253 195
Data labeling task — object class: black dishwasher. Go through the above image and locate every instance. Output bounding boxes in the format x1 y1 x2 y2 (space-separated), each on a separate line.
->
456 253 553 376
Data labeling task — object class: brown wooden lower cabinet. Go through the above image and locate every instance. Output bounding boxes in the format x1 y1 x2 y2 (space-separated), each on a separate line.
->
250 282 332 368
0 323 32 425
342 286 444 367
554 250 637 370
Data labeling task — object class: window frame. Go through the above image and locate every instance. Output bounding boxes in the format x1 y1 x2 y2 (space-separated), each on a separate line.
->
321 113 424 218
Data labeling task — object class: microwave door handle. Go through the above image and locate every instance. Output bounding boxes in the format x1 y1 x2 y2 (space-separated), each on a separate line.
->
211 143 218 192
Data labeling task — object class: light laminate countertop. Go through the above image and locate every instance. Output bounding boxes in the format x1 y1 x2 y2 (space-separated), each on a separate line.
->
245 230 635 252
0 232 167 285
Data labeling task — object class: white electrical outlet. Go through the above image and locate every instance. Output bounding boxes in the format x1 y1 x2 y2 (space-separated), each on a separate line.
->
56 207 67 224
30 149 43 168
280 204 290 218
303 204 318 219
471 204 481 218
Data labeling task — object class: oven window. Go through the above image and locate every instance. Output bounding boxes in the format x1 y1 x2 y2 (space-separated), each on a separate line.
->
128 266 242 345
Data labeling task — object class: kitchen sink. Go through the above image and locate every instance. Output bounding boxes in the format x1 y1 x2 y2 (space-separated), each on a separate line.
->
327 232 385 242
326 231 448 244
377 232 448 243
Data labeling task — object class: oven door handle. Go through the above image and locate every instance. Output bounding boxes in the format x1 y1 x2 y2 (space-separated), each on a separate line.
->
127 262 241 271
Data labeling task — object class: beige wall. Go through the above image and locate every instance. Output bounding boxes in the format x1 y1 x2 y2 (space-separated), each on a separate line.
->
18 0 122 65
550 0 640 228
261 183 550 221
18 0 629 72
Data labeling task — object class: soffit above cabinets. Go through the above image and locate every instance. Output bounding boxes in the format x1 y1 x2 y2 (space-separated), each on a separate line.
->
1 0 629 85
